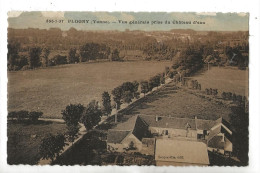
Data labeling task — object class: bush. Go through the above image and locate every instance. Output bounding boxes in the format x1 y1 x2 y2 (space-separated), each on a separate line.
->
39 133 66 162
48 55 67 66
222 92 227 99
212 89 218 96
28 111 43 122
8 112 17 120
226 92 233 100
21 65 30 71
205 88 209 95
16 111 29 122
232 93 237 101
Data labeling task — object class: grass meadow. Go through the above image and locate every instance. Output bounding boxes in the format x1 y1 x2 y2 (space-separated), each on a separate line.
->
122 83 232 121
7 121 67 165
191 66 249 97
8 61 172 118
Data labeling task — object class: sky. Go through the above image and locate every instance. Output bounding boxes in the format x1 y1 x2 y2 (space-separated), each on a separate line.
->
8 11 249 31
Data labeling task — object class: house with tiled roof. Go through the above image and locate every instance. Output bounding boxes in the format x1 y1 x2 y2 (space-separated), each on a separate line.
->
106 114 233 161
107 115 149 152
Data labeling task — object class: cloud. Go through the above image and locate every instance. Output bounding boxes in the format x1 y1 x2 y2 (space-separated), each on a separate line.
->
196 12 217 16
41 12 65 18
8 11 23 18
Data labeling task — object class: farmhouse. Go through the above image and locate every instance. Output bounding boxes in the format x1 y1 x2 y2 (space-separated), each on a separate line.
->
107 115 149 152
106 114 233 165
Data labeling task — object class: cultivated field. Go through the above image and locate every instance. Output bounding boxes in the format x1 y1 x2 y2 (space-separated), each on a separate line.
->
7 121 67 164
8 61 172 118
191 66 249 97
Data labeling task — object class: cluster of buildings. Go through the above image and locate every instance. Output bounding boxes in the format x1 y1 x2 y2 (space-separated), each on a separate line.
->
106 114 233 166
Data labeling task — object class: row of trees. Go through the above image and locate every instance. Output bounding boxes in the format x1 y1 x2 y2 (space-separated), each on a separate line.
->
205 88 218 96
140 73 165 96
221 92 247 105
8 111 43 123
111 81 140 110
7 42 122 71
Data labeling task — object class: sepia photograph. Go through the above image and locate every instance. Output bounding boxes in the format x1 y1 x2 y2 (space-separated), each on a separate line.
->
5 11 250 167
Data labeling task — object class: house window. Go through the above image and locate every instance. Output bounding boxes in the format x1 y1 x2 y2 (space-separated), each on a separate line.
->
165 130 168 135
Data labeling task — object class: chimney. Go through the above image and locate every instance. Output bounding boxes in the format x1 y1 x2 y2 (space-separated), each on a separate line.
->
115 113 117 123
195 116 197 130
155 116 159 122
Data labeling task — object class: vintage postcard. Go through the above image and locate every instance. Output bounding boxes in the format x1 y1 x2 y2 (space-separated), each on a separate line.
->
6 11 249 167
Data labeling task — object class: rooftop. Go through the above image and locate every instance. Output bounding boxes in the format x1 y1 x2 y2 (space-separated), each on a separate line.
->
140 115 197 130
155 139 210 165
107 130 130 143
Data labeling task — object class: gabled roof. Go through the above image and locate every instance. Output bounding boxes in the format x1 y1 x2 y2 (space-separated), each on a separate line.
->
196 119 218 130
140 115 196 130
155 139 209 165
114 115 139 131
208 136 224 149
107 115 148 143
107 130 131 143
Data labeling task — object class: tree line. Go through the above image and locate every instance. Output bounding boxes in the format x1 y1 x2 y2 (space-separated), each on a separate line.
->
8 111 43 123
7 42 122 71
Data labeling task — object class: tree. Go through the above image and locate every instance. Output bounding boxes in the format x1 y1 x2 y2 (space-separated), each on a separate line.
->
62 104 85 142
227 92 233 100
81 100 102 130
165 66 170 76
198 84 201 90
62 104 85 127
212 89 218 96
222 92 227 100
8 111 17 121
29 47 42 69
39 133 66 162
148 75 160 91
68 48 77 64
66 125 80 143
112 86 123 110
232 93 237 101
43 48 50 67
28 111 43 123
172 47 203 76
140 80 149 97
132 81 140 99
121 82 136 103
160 73 165 85
110 49 121 61
122 91 133 104
229 106 249 165
16 110 29 122
80 43 100 62
7 42 20 70
102 91 112 116
205 88 210 95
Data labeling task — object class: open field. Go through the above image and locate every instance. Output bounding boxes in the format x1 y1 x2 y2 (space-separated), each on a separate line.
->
121 82 232 121
7 121 67 165
191 66 249 97
8 61 172 118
